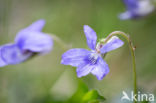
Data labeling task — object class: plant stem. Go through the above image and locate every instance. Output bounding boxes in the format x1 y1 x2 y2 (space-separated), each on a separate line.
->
50 34 72 49
104 31 137 103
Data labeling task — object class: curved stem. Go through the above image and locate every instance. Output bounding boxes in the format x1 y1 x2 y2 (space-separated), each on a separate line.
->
104 31 137 103
49 34 72 49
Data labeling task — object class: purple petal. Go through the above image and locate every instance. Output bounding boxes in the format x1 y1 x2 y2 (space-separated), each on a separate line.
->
123 0 138 11
120 0 155 20
136 0 155 16
91 57 109 80
0 57 7 67
119 0 139 20
61 49 90 67
15 19 45 42
84 25 97 50
76 63 94 78
0 46 7 67
0 44 32 65
119 11 134 20
23 19 45 32
16 32 53 53
100 36 124 54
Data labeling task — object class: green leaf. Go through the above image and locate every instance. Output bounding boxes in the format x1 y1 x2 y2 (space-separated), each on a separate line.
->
88 100 99 103
66 80 106 103
140 101 150 103
66 80 89 103
82 90 106 103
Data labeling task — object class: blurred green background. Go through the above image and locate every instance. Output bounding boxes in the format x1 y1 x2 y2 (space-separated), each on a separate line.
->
0 0 156 103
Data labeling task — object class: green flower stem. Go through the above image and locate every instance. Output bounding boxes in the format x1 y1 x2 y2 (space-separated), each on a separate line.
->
50 34 72 49
103 31 137 103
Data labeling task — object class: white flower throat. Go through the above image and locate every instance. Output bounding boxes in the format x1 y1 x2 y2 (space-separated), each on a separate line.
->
88 53 99 64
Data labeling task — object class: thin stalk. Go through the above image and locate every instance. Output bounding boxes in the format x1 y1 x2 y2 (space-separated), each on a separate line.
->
104 31 137 103
49 34 72 49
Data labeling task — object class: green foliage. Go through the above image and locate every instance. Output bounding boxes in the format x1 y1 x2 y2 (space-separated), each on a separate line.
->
140 100 150 103
82 90 105 103
67 81 105 103
66 80 89 103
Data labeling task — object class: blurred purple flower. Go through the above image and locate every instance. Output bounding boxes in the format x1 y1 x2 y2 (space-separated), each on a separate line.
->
0 19 53 67
119 0 155 20
61 25 124 80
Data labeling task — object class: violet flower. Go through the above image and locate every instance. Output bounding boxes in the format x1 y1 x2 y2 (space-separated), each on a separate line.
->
61 25 124 80
0 19 53 67
119 0 155 20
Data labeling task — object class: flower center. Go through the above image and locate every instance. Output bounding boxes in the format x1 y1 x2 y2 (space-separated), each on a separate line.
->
88 53 99 65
